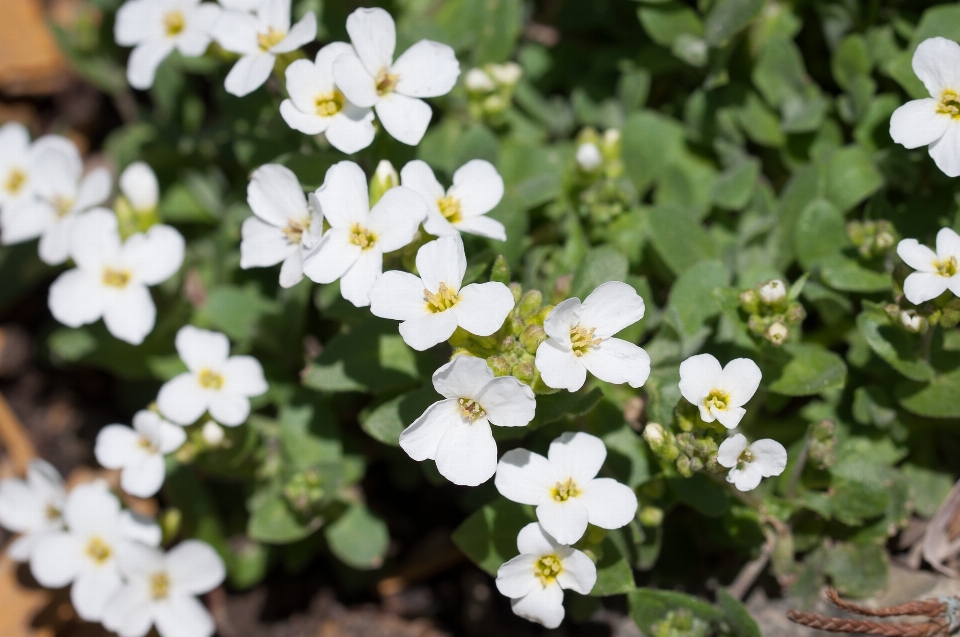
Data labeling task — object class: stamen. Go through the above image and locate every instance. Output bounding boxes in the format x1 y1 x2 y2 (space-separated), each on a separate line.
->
424 282 459 312
348 223 377 249
198 368 224 390
4 168 26 194
551 477 581 502
704 389 730 413
936 255 958 278
437 196 462 224
150 572 171 600
533 555 563 585
102 268 131 289
737 448 755 470
314 91 345 117
257 26 286 51
85 537 112 564
163 11 185 36
458 398 486 421
938 89 960 119
283 217 311 244
375 68 398 96
570 325 601 356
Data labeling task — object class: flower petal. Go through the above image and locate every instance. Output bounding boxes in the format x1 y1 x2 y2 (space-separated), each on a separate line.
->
578 281 645 339
543 297 581 342
278 251 305 288
369 270 429 320
717 434 748 469
39 217 76 265
375 93 432 146
728 463 764 492
536 498 589 545
71 566 122 621
713 405 746 429
904 271 950 305
937 227 960 260
579 337 651 388
517 522 561 554
120 454 166 497
454 282 515 336
510 584 565 629
94 424 139 470
100 583 152 637
475 376 536 427
448 160 503 217
398 399 459 461
222 356 267 397
212 9 259 53
897 238 938 272
208 392 251 426
452 214 506 241
224 53 275 97
431 355 492 400
127 40 176 90
399 160 445 206
416 235 466 294
1 202 56 245
495 554 538 598
103 284 156 345
176 325 231 371
248 163 307 228
548 432 607 484
434 418 497 486
678 353 723 406
302 229 362 284
889 99 949 149
69 208 121 269
535 339 586 392
157 373 209 425
166 539 226 595
280 99 328 135
928 121 960 178
124 224 185 286
367 185 427 252
325 108 376 154
315 161 370 228
392 40 460 98
30 533 83 587
718 358 762 407
398 310 459 351
339 248 382 307
118 162 158 212
270 11 316 54
241 217 295 268
751 439 788 477
155 595 216 637
912 37 960 99
495 449 556 505
345 7 395 78
114 0 160 45
332 51 379 108
64 482 119 535
555 548 597 595
579 478 637 530
49 269 104 328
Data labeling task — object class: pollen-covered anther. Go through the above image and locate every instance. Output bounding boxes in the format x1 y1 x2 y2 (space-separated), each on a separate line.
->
437 195 462 223
102 267 131 288
704 389 730 412
163 10 185 36
424 282 459 312
85 537 112 564
149 572 170 600
533 555 563 586
314 90 344 117
458 398 485 421
4 168 26 194
551 477 581 502
938 89 960 118
936 255 958 277
375 68 399 96
569 325 601 356
257 26 286 51
197 368 224 390
348 223 377 249
283 217 310 244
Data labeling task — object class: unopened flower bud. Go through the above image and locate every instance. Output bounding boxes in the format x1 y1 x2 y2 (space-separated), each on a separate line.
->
509 282 522 303
576 142 603 171
644 422 665 446
482 94 507 115
759 279 787 304
490 255 511 284
676 455 693 477
518 290 543 318
465 67 495 92
201 420 225 447
520 324 546 353
900 310 927 333
765 322 789 345
639 506 664 527
603 128 621 148
487 355 511 376
785 302 807 324
369 160 399 206
512 360 534 383
739 289 760 313
489 61 522 86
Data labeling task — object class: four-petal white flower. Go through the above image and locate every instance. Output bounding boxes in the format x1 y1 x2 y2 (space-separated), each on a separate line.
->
399 160 506 240
399 355 536 486
115 0 222 90
678 353 762 429
30 482 160 622
535 281 650 392
332 7 460 145
0 459 66 562
0 123 74 213
157 325 268 426
717 433 787 492
301 161 426 307
48 209 185 345
103 539 225 637
214 0 317 97
495 522 596 629
119 161 160 214
897 227 960 304
241 163 322 288
95 411 187 498
280 42 376 154
495 432 637 545
890 37 960 178
369 235 515 350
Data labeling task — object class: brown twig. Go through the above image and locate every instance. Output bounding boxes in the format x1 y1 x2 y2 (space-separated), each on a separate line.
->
786 611 947 637
824 588 946 618
0 391 36 474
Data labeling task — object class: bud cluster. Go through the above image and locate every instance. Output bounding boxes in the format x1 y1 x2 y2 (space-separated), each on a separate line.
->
846 219 898 259
739 279 806 346
887 297 960 331
574 128 623 178
283 468 326 514
650 608 710 637
643 411 725 480
465 62 523 123
807 419 837 470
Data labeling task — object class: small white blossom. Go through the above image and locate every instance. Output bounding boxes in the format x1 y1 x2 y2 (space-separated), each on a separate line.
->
369 236 515 350
400 159 506 241
217 0 258 11
900 310 924 332
332 7 460 145
535 281 650 392
465 68 494 92
717 433 787 492
575 142 602 171
30 483 159 622
488 62 522 87
103 539 225 637
0 138 111 265
758 279 786 304
495 432 638 545
119 162 160 213
280 42 376 154
241 164 322 288
301 161 427 307
678 353 762 429
890 37 960 177
115 0 222 90
399 355 535 486
157 326 268 426
213 0 317 97
0 123 74 213
0 459 66 562
201 420 225 446
897 227 960 304
48 209 185 345
495 522 596 629
95 411 187 498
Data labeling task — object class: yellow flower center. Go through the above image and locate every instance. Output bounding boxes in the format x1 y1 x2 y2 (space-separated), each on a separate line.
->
437 195 462 224
198 368 224 390
102 267 131 289
314 90 345 117
705 389 730 413
375 68 398 96
458 398 485 421
551 477 581 502
534 555 562 586
150 572 171 600
45 504 61 521
570 325 600 357
424 282 459 312
737 448 755 470
348 223 377 249
85 537 112 564
4 168 26 194
53 196 73 217
163 11 185 37
936 255 958 278
257 26 286 52
283 217 311 245
938 89 960 119
137 436 158 453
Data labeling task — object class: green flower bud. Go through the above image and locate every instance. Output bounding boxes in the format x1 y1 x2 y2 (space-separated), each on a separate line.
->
490 255 511 284
512 360 534 383
639 506 664 527
785 302 806 324
159 508 182 544
765 322 789 345
676 455 693 478
487 355 512 376
369 160 399 206
519 324 547 354
509 282 522 303
739 289 760 314
644 423 679 461
518 290 543 318
283 469 325 513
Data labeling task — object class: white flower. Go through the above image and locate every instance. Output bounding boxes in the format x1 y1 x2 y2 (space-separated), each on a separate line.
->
213 0 317 97
103 539 225 637
576 142 602 171
0 459 65 562
95 411 187 498
897 227 960 304
241 164 322 288
201 420 225 446
495 432 637 545
678 353 762 429
332 7 460 145
369 236 515 350
115 0 222 90
717 433 787 492
280 42 376 154
890 37 960 177
398 355 535 486
400 160 506 241
217 0 258 11
30 482 159 622
0 123 74 212
495 522 596 629
0 138 111 265
157 326 268 426
758 279 786 304
465 68 495 93
535 281 650 392
119 162 160 213
301 161 426 307
48 209 185 345
489 62 522 87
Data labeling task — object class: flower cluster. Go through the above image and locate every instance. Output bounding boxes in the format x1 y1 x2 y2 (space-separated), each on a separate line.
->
738 278 806 346
464 62 523 122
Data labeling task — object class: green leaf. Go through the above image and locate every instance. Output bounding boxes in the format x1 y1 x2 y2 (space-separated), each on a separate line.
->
451 498 536 575
666 474 729 518
648 205 716 274
278 402 343 470
794 199 847 270
590 538 636 596
737 92 785 148
628 588 723 635
823 146 884 213
819 254 892 293
665 259 729 339
710 158 760 210
716 589 762 637
622 111 686 193
196 284 280 342
530 388 605 428
637 3 704 48
764 343 847 396
248 482 321 544
324 505 390 570
897 367 960 418
704 0 764 47
856 308 935 382
572 246 629 299
824 542 889 598
360 385 439 447
832 34 872 90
